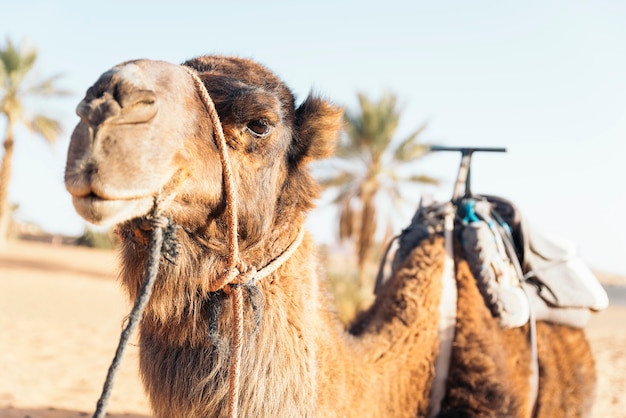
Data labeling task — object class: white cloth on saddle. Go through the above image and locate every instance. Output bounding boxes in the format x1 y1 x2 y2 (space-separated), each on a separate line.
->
523 223 609 312
522 282 591 328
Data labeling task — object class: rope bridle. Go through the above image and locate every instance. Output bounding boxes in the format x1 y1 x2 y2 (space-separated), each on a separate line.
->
92 65 303 418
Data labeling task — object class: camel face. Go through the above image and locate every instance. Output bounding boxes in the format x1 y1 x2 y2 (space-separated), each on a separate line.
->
65 56 343 232
65 60 204 225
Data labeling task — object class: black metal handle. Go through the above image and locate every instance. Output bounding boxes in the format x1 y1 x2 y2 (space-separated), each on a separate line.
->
430 146 507 200
430 146 507 154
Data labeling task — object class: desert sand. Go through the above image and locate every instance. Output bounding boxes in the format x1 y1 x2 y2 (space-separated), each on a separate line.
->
1 240 624 418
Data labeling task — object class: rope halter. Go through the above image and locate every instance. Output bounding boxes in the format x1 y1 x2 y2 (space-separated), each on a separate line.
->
182 65 303 417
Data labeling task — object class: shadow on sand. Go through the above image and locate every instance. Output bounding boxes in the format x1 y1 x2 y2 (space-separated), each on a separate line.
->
0 406 151 418
0 257 115 281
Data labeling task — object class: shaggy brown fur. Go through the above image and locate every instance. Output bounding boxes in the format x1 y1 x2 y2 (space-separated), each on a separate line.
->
64 55 596 417
438 251 596 417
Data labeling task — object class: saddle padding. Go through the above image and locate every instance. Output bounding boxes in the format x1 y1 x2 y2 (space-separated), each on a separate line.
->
524 224 609 311
483 194 608 312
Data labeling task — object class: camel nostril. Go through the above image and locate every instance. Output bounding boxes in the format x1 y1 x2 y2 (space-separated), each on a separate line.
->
113 90 158 124
120 89 157 108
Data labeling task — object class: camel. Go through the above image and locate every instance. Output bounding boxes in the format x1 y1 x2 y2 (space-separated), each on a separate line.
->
64 55 596 417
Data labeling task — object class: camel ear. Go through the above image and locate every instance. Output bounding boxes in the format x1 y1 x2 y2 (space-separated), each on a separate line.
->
291 95 344 164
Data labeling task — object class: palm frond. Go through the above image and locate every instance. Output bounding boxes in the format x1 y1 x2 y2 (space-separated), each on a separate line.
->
26 73 71 96
393 122 430 161
318 170 356 189
404 174 440 186
331 182 359 205
0 39 37 89
0 38 67 147
343 92 403 161
26 114 63 145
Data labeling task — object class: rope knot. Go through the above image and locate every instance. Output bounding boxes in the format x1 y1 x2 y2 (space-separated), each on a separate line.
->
234 264 258 285
222 264 258 294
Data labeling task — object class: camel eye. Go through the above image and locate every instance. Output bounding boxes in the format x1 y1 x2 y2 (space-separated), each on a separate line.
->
245 119 272 138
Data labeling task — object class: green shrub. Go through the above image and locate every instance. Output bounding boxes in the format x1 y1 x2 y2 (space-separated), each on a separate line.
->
76 227 119 249
321 240 393 325
327 263 361 324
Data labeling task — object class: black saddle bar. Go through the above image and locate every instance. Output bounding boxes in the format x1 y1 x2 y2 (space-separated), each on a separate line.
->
430 146 507 200
430 146 507 154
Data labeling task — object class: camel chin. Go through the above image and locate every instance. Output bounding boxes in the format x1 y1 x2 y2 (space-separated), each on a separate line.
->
71 195 154 226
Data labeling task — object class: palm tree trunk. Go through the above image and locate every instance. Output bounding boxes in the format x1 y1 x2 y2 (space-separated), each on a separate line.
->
0 121 15 248
356 189 377 308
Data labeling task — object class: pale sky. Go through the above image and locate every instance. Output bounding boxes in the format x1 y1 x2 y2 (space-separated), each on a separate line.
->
2 0 625 274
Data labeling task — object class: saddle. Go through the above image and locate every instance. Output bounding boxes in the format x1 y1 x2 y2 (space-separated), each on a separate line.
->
383 194 608 329
481 194 608 327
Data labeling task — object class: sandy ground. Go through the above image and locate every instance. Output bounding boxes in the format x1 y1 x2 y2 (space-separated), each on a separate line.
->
1 240 625 418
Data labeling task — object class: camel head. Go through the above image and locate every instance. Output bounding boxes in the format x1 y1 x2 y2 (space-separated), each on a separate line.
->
65 56 343 245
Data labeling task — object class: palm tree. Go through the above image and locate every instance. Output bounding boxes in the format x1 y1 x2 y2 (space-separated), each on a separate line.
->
318 92 438 293
0 38 68 247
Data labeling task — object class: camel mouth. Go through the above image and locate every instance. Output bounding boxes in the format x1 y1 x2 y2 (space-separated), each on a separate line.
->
72 194 155 226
